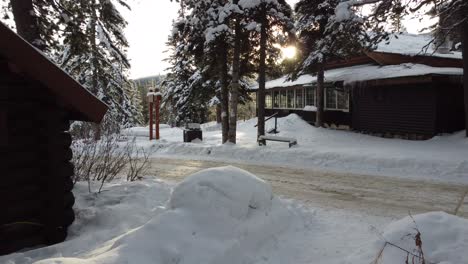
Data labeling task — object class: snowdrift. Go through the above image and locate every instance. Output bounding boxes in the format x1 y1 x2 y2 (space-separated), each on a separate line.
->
23 167 292 264
132 114 468 184
346 212 468 264
122 125 171 137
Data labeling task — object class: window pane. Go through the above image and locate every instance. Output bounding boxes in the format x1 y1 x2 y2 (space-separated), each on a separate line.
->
295 89 304 108
280 90 287 108
265 93 272 108
273 91 280 108
287 90 295 108
305 86 315 106
326 88 337 109
337 89 349 110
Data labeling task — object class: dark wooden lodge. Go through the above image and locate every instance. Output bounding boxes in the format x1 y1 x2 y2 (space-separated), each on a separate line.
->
255 45 465 139
0 23 107 255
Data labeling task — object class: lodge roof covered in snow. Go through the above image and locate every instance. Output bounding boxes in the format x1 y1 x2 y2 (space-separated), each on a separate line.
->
375 33 462 60
259 64 463 89
0 22 107 122
251 33 464 90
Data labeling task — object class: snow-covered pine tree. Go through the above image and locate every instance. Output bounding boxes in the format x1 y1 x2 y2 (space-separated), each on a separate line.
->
203 0 258 143
58 0 140 134
203 0 235 143
2 0 66 54
239 0 294 143
164 1 218 125
292 0 376 127
126 80 144 125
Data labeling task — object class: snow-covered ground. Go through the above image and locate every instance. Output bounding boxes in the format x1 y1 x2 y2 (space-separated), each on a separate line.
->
3 167 467 264
124 114 468 184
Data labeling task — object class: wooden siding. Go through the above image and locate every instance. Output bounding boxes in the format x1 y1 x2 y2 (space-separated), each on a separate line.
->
262 75 464 138
0 69 75 255
351 83 437 136
434 76 465 133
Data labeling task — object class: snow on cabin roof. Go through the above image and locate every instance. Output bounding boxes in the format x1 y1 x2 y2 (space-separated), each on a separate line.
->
376 33 462 59
0 22 108 122
253 63 463 90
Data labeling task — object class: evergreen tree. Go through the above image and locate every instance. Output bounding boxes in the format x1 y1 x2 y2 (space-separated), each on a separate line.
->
239 0 294 143
58 0 140 132
2 0 67 53
3 0 140 133
164 2 217 125
292 0 379 127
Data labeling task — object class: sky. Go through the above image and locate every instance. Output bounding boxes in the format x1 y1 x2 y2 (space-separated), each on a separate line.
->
123 0 299 80
122 0 429 80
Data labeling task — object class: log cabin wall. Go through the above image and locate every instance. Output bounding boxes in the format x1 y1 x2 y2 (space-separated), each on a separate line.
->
0 63 75 255
351 81 438 138
434 76 465 134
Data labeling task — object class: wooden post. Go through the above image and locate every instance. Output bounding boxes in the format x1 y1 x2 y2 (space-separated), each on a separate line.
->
155 95 160 140
149 101 154 140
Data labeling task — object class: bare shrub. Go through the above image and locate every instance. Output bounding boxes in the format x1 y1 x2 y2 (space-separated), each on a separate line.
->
72 134 154 193
126 138 153 181
372 213 431 264
92 135 130 193
71 139 99 192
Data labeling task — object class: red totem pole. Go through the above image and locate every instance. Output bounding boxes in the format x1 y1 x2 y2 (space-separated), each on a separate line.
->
147 88 162 140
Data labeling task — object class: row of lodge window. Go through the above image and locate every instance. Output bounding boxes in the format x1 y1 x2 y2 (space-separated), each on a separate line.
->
265 86 349 111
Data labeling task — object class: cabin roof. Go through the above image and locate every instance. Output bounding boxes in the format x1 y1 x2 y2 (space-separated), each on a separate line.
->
0 22 108 123
375 33 462 60
254 63 463 90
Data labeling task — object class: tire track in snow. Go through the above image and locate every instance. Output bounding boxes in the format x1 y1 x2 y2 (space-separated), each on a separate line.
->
147 158 468 218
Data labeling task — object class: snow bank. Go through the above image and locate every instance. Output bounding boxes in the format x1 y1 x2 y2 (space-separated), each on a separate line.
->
346 212 468 264
8 167 292 264
122 125 172 137
135 114 468 184
170 166 273 220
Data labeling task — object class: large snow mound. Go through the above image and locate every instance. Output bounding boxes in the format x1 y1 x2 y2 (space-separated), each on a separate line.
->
20 167 292 264
170 166 273 220
346 212 468 264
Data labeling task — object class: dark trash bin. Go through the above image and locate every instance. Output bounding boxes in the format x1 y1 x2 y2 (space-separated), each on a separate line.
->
183 123 202 142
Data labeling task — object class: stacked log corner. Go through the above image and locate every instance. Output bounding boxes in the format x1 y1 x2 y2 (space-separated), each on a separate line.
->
0 64 75 255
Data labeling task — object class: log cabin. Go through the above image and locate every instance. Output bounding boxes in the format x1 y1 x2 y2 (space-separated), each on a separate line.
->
0 22 108 254
252 34 465 139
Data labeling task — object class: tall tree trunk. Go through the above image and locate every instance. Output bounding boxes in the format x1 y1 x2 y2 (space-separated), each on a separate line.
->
219 39 230 143
316 64 325 127
216 104 222 124
257 5 267 145
90 0 101 139
462 23 468 137
228 12 242 144
11 0 44 50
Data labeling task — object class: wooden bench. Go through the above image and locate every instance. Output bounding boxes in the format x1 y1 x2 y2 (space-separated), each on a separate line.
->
258 135 297 148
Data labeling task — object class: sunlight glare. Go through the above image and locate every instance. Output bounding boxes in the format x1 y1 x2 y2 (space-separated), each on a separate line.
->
282 46 297 60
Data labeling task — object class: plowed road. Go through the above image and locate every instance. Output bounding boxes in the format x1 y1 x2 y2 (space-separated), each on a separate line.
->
148 158 468 218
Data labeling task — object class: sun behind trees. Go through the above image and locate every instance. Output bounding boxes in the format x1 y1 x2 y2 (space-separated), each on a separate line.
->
164 0 294 144
165 0 468 139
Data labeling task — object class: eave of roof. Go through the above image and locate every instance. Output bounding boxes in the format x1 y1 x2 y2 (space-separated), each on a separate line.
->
251 63 463 90
366 51 463 68
0 22 108 123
